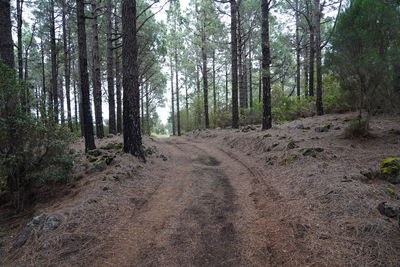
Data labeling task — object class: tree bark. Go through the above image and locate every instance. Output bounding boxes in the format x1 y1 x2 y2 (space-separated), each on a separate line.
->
106 0 116 134
91 0 104 138
212 49 217 117
201 23 209 129
122 0 144 160
175 48 181 136
76 0 96 151
308 25 315 97
170 56 175 135
0 0 14 69
261 0 272 130
50 0 58 123
62 0 73 131
295 0 301 97
314 0 324 115
249 38 253 109
115 14 122 134
230 0 239 128
17 0 23 81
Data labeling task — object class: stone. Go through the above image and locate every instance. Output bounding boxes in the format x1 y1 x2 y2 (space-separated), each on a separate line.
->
88 161 107 174
300 147 324 157
380 157 400 184
241 125 257 132
15 214 47 247
291 124 310 130
287 141 299 150
87 149 102 157
315 124 331 133
377 202 399 218
40 215 62 234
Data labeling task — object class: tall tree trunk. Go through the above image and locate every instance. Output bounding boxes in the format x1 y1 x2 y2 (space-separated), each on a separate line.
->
106 0 116 135
0 0 14 69
185 77 189 128
212 48 217 117
295 0 301 97
196 64 201 128
170 56 175 135
303 38 309 96
17 0 23 81
122 0 144 160
59 76 65 124
238 11 246 112
308 25 315 97
76 0 96 151
175 48 181 136
314 0 324 115
261 0 272 130
225 63 229 111
145 84 150 136
249 38 253 109
201 24 209 129
40 38 46 117
91 0 104 138
50 0 58 123
140 84 144 132
62 0 73 131
231 0 239 128
115 13 122 134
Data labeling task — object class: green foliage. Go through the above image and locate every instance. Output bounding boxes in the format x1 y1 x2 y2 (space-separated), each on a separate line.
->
0 63 74 207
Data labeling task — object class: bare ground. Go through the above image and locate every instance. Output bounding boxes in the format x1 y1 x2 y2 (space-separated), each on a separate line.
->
1 112 400 266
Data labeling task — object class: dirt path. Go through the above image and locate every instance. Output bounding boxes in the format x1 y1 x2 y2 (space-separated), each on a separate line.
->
97 137 288 267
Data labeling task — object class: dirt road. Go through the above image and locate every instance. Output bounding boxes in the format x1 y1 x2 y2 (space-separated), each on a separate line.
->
98 137 287 267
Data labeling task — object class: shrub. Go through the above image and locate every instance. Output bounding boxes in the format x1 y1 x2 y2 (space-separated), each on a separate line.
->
344 119 369 138
0 63 74 210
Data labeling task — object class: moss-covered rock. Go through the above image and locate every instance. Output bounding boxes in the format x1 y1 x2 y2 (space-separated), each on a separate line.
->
315 124 331 133
380 157 400 184
300 147 324 157
88 149 102 157
287 141 299 150
284 154 298 165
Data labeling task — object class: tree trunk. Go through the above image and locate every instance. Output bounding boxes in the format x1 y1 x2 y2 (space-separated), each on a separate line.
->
76 0 96 151
62 0 73 131
212 48 217 117
91 0 104 138
0 0 14 69
106 0 116 135
115 14 122 134
249 38 253 109
145 84 150 136
122 0 144 160
231 0 239 128
314 0 324 115
201 24 209 129
175 47 181 136
170 56 175 135
238 12 246 112
50 0 58 123
308 25 315 97
196 64 201 128
261 0 272 130
40 38 46 117
225 64 229 110
59 77 65 125
17 0 23 81
295 0 301 97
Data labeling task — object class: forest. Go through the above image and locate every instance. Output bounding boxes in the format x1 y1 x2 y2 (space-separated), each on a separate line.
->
0 0 400 266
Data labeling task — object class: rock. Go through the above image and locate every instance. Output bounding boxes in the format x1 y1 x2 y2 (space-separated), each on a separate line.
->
377 202 399 218
315 124 331 133
291 124 310 130
40 215 62 234
334 126 341 130
159 154 168 161
284 154 298 165
380 157 400 184
87 149 102 157
87 199 97 204
241 125 256 132
100 142 123 150
287 141 299 150
88 161 107 174
15 214 47 247
300 147 324 157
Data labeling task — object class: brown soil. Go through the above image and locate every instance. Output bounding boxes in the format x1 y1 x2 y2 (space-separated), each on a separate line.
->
1 113 400 266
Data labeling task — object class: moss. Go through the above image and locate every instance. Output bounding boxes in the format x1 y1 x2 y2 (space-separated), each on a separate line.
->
322 161 329 168
386 188 395 195
114 143 123 150
380 157 400 175
284 154 298 165
272 142 279 148
263 133 272 138
88 149 102 157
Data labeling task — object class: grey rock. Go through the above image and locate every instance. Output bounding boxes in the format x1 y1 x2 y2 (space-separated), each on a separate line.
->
291 124 310 130
88 161 107 174
241 125 256 132
315 124 331 133
41 215 62 234
287 141 299 150
15 214 47 247
377 202 399 218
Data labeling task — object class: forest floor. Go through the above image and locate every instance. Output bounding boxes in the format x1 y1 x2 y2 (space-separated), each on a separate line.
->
1 112 400 266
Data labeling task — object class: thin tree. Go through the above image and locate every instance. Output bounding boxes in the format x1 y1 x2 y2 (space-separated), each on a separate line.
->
261 0 272 130
106 0 117 134
62 0 73 131
76 0 96 151
122 0 145 160
91 0 104 138
0 0 14 69
314 0 324 115
50 0 58 123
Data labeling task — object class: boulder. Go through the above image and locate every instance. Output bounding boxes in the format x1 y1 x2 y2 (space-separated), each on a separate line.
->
88 161 107 174
380 157 400 184
315 124 331 133
377 202 399 219
287 141 299 150
40 215 62 235
241 125 256 132
300 147 324 157
15 214 47 247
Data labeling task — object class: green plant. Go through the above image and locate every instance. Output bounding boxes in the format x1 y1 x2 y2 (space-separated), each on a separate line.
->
344 119 369 138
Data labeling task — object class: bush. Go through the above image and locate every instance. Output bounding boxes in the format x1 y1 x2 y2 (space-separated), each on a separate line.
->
0 62 74 210
344 119 369 138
